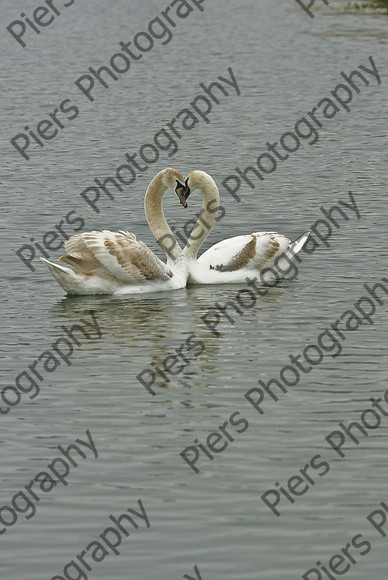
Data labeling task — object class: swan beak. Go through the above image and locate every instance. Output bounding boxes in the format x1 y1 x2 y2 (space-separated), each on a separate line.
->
175 179 191 208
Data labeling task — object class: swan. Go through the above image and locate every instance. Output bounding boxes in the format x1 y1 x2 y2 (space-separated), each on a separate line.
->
176 170 310 285
41 168 191 295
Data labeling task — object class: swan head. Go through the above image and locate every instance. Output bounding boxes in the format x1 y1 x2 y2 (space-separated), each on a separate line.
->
175 177 191 208
176 170 218 208
178 170 219 208
158 167 186 189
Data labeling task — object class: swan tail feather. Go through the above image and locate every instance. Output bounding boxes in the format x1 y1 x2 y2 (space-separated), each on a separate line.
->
40 257 83 293
40 258 116 295
285 230 311 259
41 257 71 276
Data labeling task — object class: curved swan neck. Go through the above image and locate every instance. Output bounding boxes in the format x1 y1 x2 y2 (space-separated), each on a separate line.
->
183 172 220 260
144 169 184 263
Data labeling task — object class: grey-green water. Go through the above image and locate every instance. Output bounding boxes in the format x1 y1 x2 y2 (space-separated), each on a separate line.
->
1 0 387 578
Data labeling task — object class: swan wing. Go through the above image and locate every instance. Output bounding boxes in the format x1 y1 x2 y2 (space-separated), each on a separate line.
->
61 230 172 283
197 232 291 272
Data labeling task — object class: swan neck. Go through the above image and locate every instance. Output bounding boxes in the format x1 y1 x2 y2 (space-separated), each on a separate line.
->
183 177 220 259
144 175 183 262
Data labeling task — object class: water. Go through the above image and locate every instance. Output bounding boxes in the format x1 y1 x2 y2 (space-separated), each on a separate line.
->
1 0 387 578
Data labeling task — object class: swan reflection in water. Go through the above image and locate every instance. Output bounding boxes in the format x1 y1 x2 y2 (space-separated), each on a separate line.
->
51 280 293 399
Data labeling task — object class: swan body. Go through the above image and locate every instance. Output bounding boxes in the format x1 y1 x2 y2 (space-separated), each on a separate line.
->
42 168 188 295
181 170 310 285
188 231 294 285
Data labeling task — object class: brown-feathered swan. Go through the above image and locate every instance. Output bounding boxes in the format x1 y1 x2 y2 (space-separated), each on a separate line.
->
41 168 190 295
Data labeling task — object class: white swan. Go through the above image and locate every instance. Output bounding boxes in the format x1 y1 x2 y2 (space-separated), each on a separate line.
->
177 170 310 285
41 168 190 295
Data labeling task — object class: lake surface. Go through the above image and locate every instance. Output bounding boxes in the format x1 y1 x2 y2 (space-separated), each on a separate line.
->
1 0 387 578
